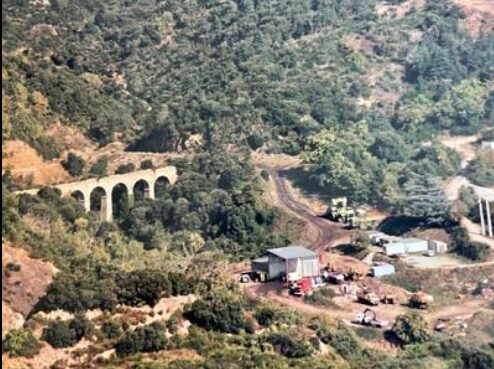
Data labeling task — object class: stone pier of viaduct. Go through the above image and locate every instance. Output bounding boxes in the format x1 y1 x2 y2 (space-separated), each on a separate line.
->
474 185 494 238
16 166 177 222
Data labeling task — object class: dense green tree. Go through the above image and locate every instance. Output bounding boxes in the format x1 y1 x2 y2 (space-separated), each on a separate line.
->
140 159 154 170
115 322 168 357
467 150 494 187
101 320 123 340
116 162 136 175
303 125 379 202
89 155 108 177
392 313 430 345
401 173 450 226
62 152 85 176
185 291 247 333
265 333 314 358
41 320 78 348
117 269 171 306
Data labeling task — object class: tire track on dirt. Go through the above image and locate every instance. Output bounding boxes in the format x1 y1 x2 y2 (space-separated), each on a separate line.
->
257 163 350 251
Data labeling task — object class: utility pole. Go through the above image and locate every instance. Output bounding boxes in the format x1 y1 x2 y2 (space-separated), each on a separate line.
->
486 198 493 237
479 198 486 236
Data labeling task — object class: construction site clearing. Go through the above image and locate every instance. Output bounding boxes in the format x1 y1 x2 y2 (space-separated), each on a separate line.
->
241 246 494 335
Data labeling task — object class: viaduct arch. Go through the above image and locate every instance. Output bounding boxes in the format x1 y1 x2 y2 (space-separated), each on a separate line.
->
16 166 177 222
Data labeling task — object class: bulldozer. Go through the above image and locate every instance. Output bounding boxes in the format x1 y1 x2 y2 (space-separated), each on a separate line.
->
409 292 434 309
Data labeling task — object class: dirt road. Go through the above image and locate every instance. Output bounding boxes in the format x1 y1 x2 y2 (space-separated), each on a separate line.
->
256 162 350 251
439 134 494 247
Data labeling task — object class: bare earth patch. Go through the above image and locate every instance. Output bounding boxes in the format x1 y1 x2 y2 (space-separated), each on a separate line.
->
452 0 494 37
2 140 69 186
2 243 58 336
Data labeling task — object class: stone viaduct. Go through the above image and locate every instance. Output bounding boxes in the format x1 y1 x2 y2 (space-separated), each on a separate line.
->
16 166 178 222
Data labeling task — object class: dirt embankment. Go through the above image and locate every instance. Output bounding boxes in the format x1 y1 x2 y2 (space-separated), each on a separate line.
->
2 140 69 187
252 153 351 252
2 243 58 337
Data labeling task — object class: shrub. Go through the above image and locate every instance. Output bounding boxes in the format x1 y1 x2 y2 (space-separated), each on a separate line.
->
41 320 78 348
5 262 21 272
140 159 154 170
101 320 123 340
62 152 85 176
89 156 108 177
41 315 94 348
2 328 41 358
392 313 430 345
247 134 264 150
166 310 182 334
254 302 300 327
116 162 136 174
265 332 313 358
185 291 247 333
115 322 168 357
450 226 492 261
303 288 338 307
117 269 171 306
70 313 95 341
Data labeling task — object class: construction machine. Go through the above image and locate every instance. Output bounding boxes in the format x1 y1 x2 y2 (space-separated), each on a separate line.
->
357 288 380 306
325 197 376 230
345 267 365 281
381 294 397 304
352 308 389 328
326 197 349 222
409 292 434 309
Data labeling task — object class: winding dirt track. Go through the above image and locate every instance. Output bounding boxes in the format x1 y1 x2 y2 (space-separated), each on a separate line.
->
257 163 350 251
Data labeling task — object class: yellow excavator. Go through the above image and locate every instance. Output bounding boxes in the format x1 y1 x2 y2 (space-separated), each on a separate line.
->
326 197 374 230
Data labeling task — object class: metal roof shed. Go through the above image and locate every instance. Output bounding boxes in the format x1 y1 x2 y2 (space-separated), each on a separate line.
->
266 246 319 281
401 238 429 253
251 256 269 273
371 263 396 277
267 246 317 259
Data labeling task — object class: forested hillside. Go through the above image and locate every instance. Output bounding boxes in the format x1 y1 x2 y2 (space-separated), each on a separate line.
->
3 0 493 149
3 0 494 203
2 2 494 368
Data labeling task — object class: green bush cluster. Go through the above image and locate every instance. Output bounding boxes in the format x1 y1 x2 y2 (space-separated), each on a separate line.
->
450 226 492 261
114 322 168 357
254 302 301 327
35 269 200 313
41 314 94 348
185 291 247 334
2 328 41 358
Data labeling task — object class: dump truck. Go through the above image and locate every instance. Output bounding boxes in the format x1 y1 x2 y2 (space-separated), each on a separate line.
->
409 292 434 309
357 291 380 306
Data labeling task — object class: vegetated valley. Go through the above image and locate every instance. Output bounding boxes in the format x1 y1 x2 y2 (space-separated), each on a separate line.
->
2 1 494 369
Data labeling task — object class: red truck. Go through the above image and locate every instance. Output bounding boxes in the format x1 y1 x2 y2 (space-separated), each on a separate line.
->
290 277 313 297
